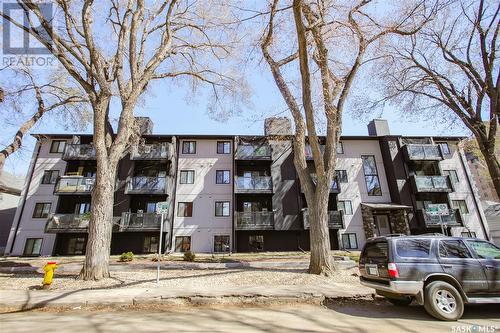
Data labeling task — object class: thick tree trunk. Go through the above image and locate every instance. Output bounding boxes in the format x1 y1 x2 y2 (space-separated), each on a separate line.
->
480 143 500 199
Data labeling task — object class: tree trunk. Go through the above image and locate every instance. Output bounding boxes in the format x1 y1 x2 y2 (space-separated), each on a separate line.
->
480 142 500 199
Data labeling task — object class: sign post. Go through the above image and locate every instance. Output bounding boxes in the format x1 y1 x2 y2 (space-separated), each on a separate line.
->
426 204 450 235
156 201 169 284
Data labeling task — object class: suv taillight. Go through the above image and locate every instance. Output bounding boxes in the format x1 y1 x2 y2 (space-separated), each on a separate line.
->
388 263 399 278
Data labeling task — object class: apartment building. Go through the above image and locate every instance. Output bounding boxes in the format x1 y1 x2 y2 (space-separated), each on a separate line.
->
4 117 490 256
465 152 500 203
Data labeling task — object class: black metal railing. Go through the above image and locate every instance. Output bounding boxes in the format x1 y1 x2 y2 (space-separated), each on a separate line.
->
235 211 274 230
302 209 344 229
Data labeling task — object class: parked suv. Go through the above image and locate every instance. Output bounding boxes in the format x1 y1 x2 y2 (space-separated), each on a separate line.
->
359 234 500 321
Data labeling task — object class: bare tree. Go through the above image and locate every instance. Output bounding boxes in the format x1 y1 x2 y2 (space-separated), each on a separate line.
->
378 0 500 198
260 0 432 274
1 0 241 280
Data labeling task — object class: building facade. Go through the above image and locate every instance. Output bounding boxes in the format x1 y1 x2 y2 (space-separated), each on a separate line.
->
465 152 500 203
4 118 490 256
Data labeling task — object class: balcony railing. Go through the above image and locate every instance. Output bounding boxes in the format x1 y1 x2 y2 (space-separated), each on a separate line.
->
119 212 163 231
306 174 341 193
235 144 272 159
302 209 344 229
63 144 96 160
418 209 463 227
403 144 443 161
235 211 274 230
125 176 166 194
54 176 95 194
130 143 169 160
235 176 273 192
411 175 453 193
45 214 90 233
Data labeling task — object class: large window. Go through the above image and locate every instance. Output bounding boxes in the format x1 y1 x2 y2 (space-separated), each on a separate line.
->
361 155 382 196
216 170 231 184
214 235 230 253
75 202 91 215
467 240 500 259
146 202 157 213
215 201 230 217
249 235 264 251
177 202 193 217
396 239 431 258
32 203 51 218
23 238 42 256
342 233 358 249
50 140 66 153
182 141 196 154
175 236 191 252
439 240 472 259
335 170 348 183
143 235 159 253
436 142 451 155
41 170 59 185
452 200 469 214
179 170 195 184
443 170 459 184
338 200 353 215
217 141 231 154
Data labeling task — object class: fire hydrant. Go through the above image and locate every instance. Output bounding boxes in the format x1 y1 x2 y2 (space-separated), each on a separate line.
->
42 262 57 289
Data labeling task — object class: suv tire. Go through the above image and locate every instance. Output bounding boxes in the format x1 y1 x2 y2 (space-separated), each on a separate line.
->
423 281 464 321
387 296 413 306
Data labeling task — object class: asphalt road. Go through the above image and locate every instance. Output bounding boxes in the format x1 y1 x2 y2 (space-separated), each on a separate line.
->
1 302 499 333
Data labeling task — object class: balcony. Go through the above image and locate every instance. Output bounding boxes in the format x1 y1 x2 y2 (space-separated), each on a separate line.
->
304 145 325 160
131 143 169 160
303 174 341 193
302 209 344 229
418 209 463 227
125 176 166 194
235 176 273 193
235 144 272 160
63 144 96 160
410 175 453 193
45 214 90 233
403 144 443 161
235 211 274 230
54 176 95 194
119 212 164 231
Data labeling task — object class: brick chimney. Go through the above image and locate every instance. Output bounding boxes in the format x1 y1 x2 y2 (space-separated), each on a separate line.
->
264 117 292 136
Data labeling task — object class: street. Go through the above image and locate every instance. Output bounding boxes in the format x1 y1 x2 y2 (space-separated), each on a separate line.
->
1 302 499 333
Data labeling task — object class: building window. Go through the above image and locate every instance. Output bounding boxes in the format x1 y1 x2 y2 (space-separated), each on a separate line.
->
437 142 450 155
215 201 230 217
461 231 476 238
361 155 382 196
182 141 196 154
175 236 191 252
335 170 348 183
177 202 193 217
216 170 231 184
179 170 195 184
23 238 43 256
452 200 469 214
50 140 66 153
336 141 344 154
443 170 459 184
143 235 159 253
67 237 86 255
338 200 353 215
249 235 264 251
146 202 157 213
32 203 51 218
41 170 59 184
217 141 231 154
342 233 358 249
214 235 230 253
75 202 91 215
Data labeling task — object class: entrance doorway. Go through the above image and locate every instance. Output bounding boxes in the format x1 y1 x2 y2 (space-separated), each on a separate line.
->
374 215 391 236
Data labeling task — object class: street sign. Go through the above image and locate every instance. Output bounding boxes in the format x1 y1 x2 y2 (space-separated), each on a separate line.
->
156 201 169 214
155 201 169 284
426 204 449 216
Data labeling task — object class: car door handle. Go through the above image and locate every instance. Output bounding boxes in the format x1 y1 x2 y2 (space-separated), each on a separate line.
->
442 265 452 269
484 265 495 270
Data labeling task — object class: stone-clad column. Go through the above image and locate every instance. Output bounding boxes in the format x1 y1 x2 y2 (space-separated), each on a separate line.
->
390 210 410 235
361 205 375 239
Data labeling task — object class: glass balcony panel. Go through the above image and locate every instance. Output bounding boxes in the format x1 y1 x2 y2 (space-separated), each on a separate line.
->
63 144 96 160
235 176 272 191
55 176 95 194
126 176 166 193
131 143 169 160
235 211 274 229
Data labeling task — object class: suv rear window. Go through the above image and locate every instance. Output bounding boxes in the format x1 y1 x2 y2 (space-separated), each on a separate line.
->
396 239 431 258
363 242 388 259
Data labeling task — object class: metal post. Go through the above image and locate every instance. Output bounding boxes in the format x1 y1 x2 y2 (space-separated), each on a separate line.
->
157 213 164 284
440 215 446 236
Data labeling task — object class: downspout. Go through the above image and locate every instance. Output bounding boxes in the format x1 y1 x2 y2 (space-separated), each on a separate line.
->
7 140 42 254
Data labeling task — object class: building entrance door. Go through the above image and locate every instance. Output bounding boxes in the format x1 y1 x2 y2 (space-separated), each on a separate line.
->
374 215 391 236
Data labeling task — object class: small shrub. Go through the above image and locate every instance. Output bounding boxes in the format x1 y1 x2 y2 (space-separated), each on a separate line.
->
183 250 195 262
119 251 134 262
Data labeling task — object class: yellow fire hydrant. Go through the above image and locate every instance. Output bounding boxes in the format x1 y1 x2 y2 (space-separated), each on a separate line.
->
42 262 57 289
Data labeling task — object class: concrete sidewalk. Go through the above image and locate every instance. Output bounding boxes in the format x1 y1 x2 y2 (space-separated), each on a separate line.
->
0 283 373 311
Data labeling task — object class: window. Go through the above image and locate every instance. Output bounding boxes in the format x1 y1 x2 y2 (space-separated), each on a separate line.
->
75 202 91 215
335 170 348 183
249 235 264 251
452 200 469 214
467 240 500 259
342 233 358 249
182 141 196 154
214 235 230 253
50 140 66 153
216 170 231 184
67 237 86 255
143 235 159 253
338 200 353 215
23 238 42 256
437 142 450 155
361 155 382 196
179 170 195 184
461 231 476 238
175 236 191 252
443 170 459 184
336 142 344 154
41 170 59 184
439 240 472 259
362 241 388 259
217 141 231 154
395 239 431 258
177 202 193 217
32 203 51 218
215 201 230 217
146 202 157 213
